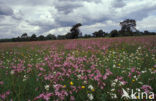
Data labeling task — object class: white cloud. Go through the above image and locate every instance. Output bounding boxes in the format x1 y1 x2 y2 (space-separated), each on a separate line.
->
43 27 71 36
80 20 120 34
137 15 156 31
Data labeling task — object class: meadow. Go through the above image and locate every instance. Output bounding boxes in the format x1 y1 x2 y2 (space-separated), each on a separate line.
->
0 36 156 101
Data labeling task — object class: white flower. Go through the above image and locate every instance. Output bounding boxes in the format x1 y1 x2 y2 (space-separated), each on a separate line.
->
113 64 116 68
138 46 141 50
114 79 118 83
10 70 15 75
53 71 56 74
133 75 138 81
23 75 28 82
44 85 50 91
88 85 94 90
151 71 156 74
88 93 94 100
111 88 115 92
119 81 125 86
126 88 130 92
24 75 27 78
111 82 116 87
110 93 117 99
138 82 143 85
84 81 87 84
122 71 126 73
113 51 116 54
77 74 81 79
141 71 146 73
23 78 27 82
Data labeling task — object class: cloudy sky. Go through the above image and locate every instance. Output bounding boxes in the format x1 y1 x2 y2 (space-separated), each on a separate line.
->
0 0 156 39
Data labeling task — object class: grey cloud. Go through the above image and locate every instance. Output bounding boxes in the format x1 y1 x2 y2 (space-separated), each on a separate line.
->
26 20 58 34
0 4 13 16
0 0 53 6
53 0 102 14
121 3 156 21
54 2 82 14
59 0 101 3
112 0 126 8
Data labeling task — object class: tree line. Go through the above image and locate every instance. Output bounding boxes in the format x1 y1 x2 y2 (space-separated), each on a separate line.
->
0 19 156 42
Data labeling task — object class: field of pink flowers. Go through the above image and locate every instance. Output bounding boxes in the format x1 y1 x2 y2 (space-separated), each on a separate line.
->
0 36 156 100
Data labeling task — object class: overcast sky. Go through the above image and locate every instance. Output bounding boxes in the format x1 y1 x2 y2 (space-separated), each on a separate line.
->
0 0 156 38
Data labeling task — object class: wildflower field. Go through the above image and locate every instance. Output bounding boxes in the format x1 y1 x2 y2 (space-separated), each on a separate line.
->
0 36 156 101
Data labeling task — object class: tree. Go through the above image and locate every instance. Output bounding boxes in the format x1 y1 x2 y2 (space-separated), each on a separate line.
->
120 19 137 36
92 30 105 37
84 34 92 38
57 35 66 40
30 34 37 41
65 33 72 39
21 33 28 38
66 23 82 39
144 30 150 35
110 30 118 37
46 34 56 40
38 35 45 40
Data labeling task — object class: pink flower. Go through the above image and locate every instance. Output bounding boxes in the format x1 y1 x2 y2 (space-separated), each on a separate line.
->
106 69 113 75
0 90 10 100
117 76 123 81
39 67 45 71
103 69 112 80
5 91 10 95
141 85 153 93
131 67 135 72
121 81 128 85
0 81 4 85
70 96 75 101
136 71 141 75
35 93 52 101
128 72 131 78
44 57 49 61
103 75 107 80
27 64 32 68
0 94 5 99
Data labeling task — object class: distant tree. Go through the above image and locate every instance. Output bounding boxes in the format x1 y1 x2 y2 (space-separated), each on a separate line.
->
143 30 156 35
46 34 56 40
150 32 156 35
30 34 37 41
144 30 150 35
138 32 144 36
92 30 105 37
57 35 66 40
120 19 137 36
110 29 119 37
38 35 45 40
104 33 109 37
21 33 30 41
84 34 92 38
65 33 72 39
66 23 82 39
12 36 21 42
21 33 28 38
